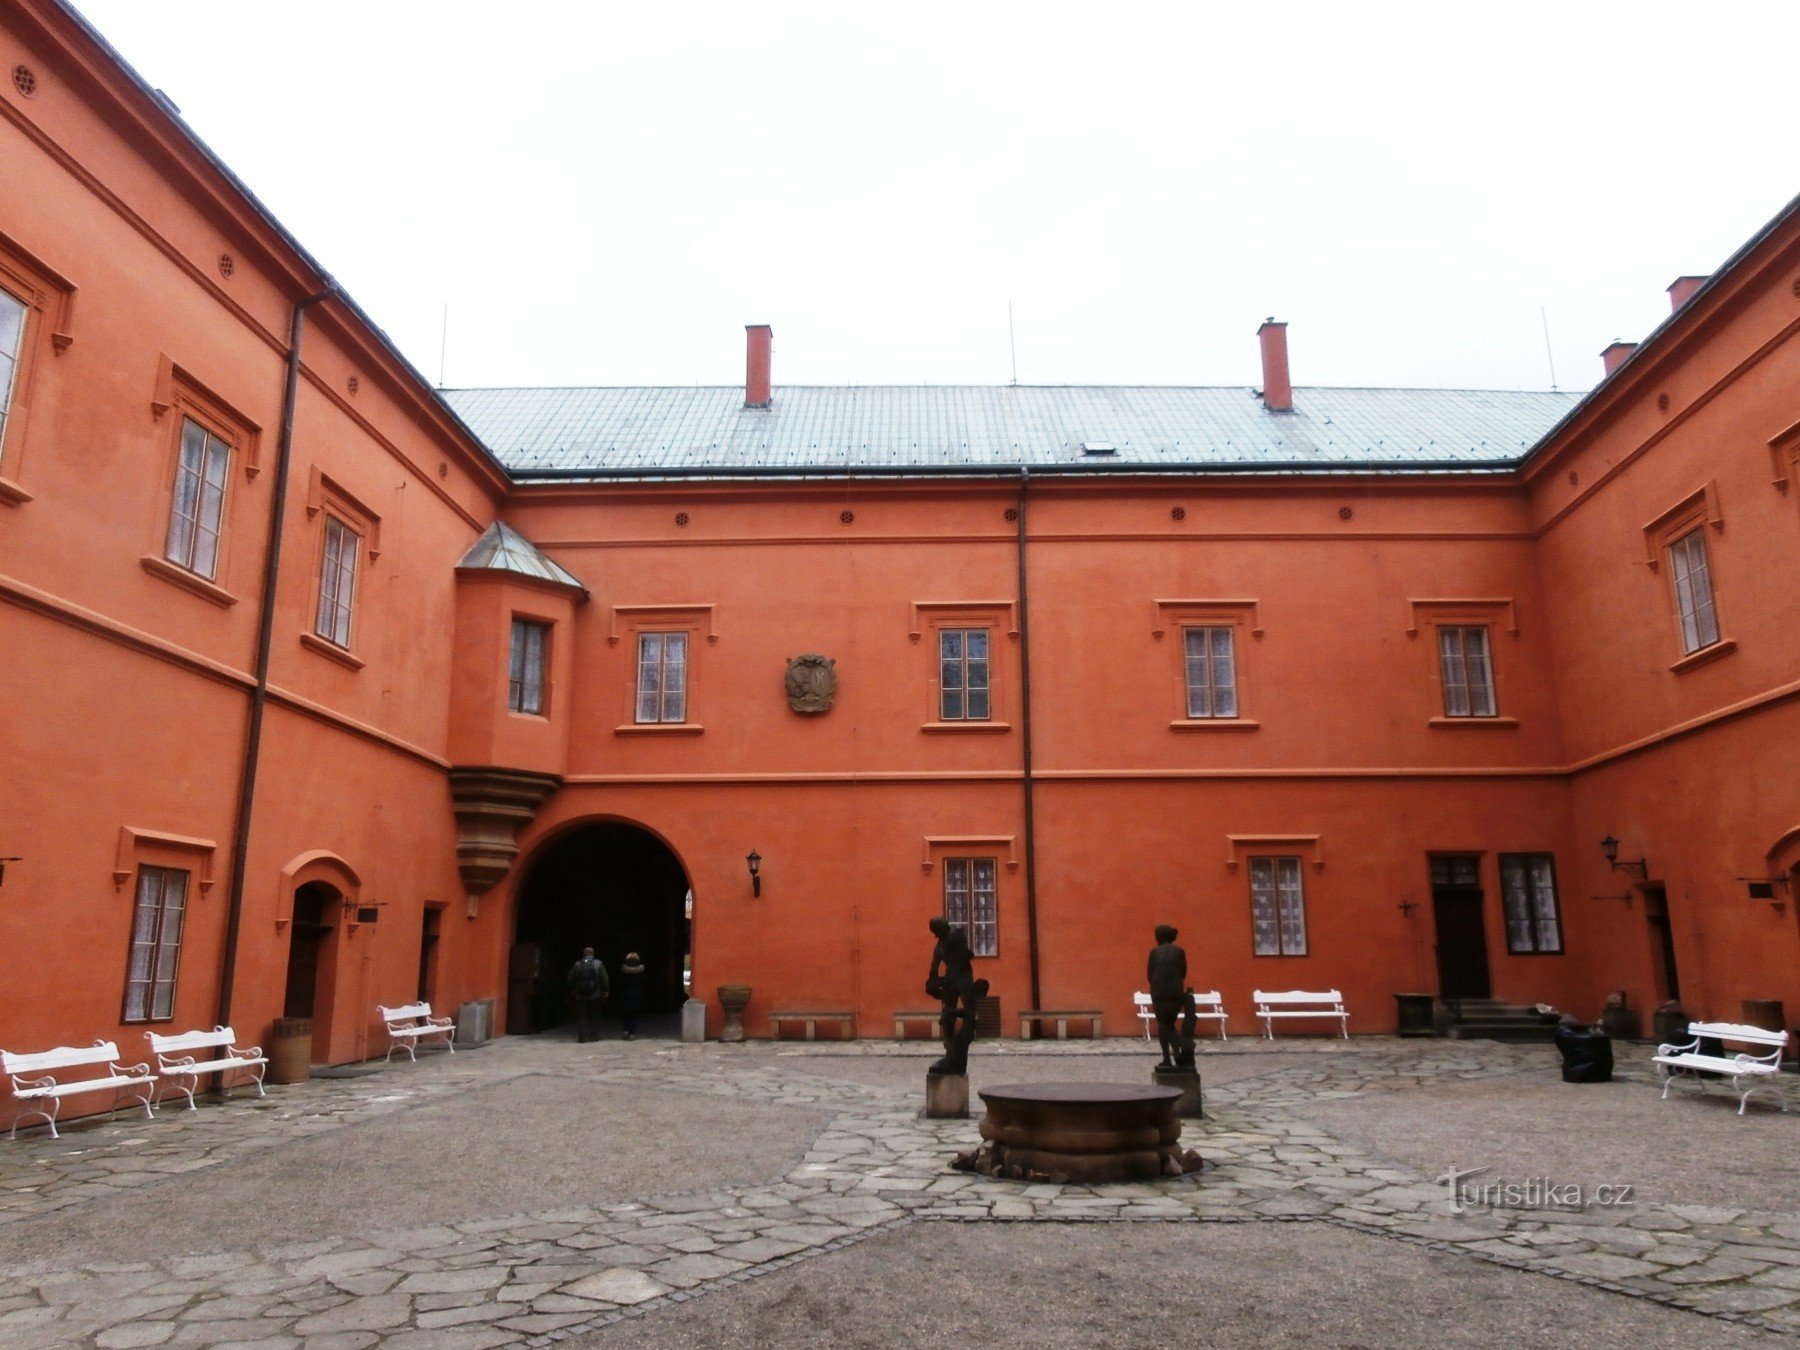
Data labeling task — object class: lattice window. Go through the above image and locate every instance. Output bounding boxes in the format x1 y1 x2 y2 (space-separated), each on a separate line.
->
636 631 688 723
123 865 188 1022
1249 856 1307 956
943 857 998 957
939 628 991 721
1667 527 1720 654
1438 625 1496 717
1183 625 1239 718
314 515 360 647
163 417 231 580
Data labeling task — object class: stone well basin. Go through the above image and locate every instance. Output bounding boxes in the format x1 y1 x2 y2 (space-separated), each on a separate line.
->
961 1081 1196 1182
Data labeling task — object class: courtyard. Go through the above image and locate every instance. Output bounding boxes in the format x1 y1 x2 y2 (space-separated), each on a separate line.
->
0 1032 1795 1347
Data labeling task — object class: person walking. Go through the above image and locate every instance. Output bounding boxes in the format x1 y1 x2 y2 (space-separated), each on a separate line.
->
619 951 646 1040
567 946 609 1043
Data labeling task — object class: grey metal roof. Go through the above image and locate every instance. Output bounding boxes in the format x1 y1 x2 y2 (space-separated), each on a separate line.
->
456 521 587 592
440 385 1585 477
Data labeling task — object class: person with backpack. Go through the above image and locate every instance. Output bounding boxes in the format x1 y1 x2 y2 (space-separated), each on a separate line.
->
567 947 609 1043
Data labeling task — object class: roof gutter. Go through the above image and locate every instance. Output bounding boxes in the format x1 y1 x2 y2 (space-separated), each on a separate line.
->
505 459 1521 484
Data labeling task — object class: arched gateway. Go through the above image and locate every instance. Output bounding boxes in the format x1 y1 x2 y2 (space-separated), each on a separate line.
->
509 821 691 1035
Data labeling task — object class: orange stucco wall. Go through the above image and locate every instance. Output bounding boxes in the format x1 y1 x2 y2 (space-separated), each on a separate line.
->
2 0 1796 1128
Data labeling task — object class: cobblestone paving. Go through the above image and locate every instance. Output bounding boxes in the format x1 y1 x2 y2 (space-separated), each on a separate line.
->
1 1037 1794 1345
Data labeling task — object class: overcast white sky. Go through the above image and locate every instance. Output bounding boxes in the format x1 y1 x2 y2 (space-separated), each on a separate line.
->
70 1 1800 393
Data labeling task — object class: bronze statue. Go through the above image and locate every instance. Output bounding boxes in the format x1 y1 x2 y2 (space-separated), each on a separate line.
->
1147 924 1188 1070
1173 988 1198 1070
926 916 989 1075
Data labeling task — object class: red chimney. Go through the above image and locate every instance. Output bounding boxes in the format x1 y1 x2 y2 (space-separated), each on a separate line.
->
745 324 773 408
1601 341 1638 375
1667 276 1706 312
1258 319 1292 412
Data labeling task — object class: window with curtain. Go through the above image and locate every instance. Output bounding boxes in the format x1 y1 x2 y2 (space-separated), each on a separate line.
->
315 515 359 647
636 631 688 723
1667 527 1720 654
509 618 549 714
164 417 231 580
1500 853 1562 953
943 857 998 956
1249 856 1307 955
1183 625 1239 718
1438 625 1496 717
123 865 188 1022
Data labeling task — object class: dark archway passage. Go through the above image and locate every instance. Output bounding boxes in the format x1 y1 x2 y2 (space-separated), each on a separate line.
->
511 821 691 1035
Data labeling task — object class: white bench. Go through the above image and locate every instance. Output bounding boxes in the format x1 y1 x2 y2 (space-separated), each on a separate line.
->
1652 1021 1789 1116
3 1040 155 1139
378 1002 457 1063
1135 990 1230 1040
146 1026 268 1111
1253 989 1349 1039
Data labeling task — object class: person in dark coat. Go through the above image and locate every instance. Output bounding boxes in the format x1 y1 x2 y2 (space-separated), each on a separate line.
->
1147 924 1188 1069
619 951 646 1040
567 947 609 1044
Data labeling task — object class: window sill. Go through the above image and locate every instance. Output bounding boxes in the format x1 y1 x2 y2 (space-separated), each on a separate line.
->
921 721 1013 734
1169 717 1260 732
614 722 704 736
141 555 238 608
0 475 31 506
507 709 550 722
300 631 365 671
1669 639 1736 675
1427 716 1519 729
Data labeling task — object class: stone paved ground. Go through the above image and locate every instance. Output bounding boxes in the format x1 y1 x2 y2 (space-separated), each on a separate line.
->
0 1033 1794 1346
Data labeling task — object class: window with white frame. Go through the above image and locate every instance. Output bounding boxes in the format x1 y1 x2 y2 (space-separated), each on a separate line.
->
636 631 688 723
123 865 188 1022
943 857 998 956
163 417 231 580
1438 625 1497 717
1249 856 1307 955
1667 527 1720 654
939 628 990 721
314 516 360 647
509 618 549 715
1499 853 1563 954
1183 625 1239 718
0 286 24 450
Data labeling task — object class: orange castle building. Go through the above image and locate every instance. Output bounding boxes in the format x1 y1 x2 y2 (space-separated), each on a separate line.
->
2 1 1797 1105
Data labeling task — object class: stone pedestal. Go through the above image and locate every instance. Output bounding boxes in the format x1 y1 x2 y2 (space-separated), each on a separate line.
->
718 985 751 1043
1152 1066 1203 1118
925 1071 969 1119
681 997 707 1043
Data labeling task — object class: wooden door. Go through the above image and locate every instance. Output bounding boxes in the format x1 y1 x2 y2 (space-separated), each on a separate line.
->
1430 856 1492 1000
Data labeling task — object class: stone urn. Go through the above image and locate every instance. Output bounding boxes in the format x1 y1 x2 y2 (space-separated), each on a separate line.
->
717 985 752 1043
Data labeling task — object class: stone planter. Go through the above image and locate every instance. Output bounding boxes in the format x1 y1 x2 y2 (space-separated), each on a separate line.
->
267 1018 312 1084
717 985 752 1043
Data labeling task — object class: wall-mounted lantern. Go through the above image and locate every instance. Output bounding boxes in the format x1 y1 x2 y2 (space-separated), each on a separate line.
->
746 850 762 898
1600 836 1648 881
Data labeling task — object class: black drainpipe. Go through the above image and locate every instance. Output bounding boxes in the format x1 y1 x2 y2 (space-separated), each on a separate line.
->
216 287 332 1031
1016 468 1043 1011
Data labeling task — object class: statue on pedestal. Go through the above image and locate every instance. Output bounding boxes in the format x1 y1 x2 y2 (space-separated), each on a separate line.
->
926 916 989 1075
1147 925 1189 1070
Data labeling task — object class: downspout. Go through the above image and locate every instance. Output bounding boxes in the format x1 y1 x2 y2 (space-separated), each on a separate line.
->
1016 469 1042 1011
216 287 332 1030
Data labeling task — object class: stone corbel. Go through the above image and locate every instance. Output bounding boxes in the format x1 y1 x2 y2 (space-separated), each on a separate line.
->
448 767 562 917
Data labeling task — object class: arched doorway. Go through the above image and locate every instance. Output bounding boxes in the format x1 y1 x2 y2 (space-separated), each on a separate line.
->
511 820 692 1036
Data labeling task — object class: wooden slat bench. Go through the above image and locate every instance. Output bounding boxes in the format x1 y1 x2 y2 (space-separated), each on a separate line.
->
893 1011 941 1041
1652 1021 1790 1115
1253 989 1350 1039
378 1002 457 1062
769 1010 856 1041
3 1040 155 1139
146 1026 268 1111
1017 1009 1103 1040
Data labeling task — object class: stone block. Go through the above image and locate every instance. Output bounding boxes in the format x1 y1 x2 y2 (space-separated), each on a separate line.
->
925 1072 968 1119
